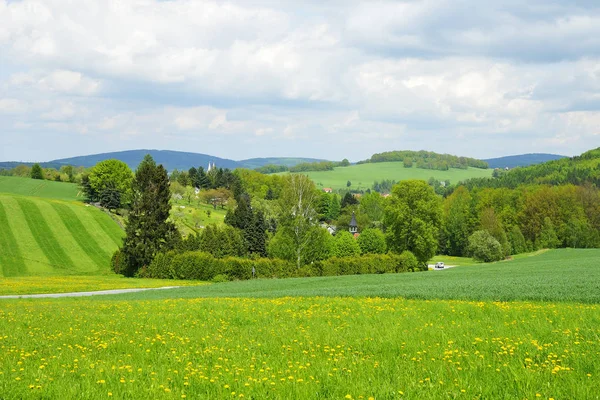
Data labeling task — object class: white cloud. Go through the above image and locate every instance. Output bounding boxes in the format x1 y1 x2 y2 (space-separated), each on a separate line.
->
1 0 600 162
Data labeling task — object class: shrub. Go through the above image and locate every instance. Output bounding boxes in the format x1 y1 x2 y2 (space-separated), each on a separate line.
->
211 274 230 283
396 250 420 271
142 251 421 281
332 231 361 257
357 228 386 255
111 249 126 275
468 230 504 262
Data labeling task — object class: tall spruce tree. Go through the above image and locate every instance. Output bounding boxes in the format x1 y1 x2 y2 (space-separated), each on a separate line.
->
120 155 178 276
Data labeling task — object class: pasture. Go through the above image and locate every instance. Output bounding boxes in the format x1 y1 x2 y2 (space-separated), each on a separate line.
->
0 176 80 201
0 193 123 277
287 163 493 190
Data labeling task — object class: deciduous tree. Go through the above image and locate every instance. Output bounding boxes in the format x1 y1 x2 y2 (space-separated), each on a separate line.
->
384 180 442 263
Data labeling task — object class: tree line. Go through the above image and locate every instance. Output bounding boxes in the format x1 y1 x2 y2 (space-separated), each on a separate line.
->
89 147 600 280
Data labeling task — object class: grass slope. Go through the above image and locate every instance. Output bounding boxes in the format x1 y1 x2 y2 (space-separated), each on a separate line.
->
0 193 124 277
0 176 80 201
286 163 493 190
109 249 600 303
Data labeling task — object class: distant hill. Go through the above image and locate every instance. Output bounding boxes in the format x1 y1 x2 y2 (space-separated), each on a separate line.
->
484 153 567 169
238 157 328 169
49 150 241 171
1 151 330 171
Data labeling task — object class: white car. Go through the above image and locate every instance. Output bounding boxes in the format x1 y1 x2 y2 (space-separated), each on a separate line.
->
434 262 445 269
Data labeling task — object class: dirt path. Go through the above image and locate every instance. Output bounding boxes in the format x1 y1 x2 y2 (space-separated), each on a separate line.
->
0 286 181 299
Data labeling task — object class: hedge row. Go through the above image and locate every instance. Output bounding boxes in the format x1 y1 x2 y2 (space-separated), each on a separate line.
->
138 250 422 281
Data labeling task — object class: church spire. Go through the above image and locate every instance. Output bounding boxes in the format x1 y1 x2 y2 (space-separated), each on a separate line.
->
349 211 358 234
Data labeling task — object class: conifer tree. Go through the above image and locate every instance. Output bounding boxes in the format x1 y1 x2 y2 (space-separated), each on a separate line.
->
120 155 178 276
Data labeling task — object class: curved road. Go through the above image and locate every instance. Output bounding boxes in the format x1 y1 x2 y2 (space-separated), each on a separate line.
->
0 286 182 299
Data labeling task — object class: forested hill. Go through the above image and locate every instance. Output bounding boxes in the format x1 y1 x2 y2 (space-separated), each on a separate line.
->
359 150 488 170
2 151 329 172
484 153 566 169
49 150 241 171
463 148 600 189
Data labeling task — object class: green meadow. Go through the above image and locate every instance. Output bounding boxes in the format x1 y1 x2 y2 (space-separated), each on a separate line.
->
289 163 493 190
0 175 80 201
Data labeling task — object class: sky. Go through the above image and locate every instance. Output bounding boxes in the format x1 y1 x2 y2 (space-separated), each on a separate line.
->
1 0 600 162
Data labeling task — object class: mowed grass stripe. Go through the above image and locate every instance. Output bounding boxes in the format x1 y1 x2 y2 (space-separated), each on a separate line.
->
64 203 122 256
16 198 76 271
86 206 124 247
36 201 100 273
0 196 53 275
0 200 26 277
51 203 113 270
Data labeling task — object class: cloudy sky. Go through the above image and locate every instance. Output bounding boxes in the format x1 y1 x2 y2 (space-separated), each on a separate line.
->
1 0 600 162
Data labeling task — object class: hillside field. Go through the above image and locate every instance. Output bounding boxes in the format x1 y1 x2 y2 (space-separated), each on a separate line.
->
0 249 598 399
0 193 123 277
0 175 80 201
286 163 493 190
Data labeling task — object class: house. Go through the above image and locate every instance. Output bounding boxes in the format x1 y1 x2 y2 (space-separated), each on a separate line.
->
323 188 333 193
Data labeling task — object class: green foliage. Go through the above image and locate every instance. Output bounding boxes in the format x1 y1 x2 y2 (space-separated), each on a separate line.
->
462 147 600 189
384 180 442 263
273 174 323 268
268 226 333 266
88 159 133 208
397 250 421 271
507 225 528 255
194 224 247 258
359 191 385 222
30 163 43 180
144 250 420 281
357 228 386 254
327 194 341 220
121 155 179 276
403 158 413 168
340 192 358 208
442 186 476 256
363 150 488 170
289 161 335 173
255 164 289 174
538 217 560 249
332 231 361 257
468 230 504 262
143 251 295 280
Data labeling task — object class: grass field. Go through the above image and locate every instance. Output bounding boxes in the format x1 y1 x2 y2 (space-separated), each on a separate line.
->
105 249 600 303
0 193 124 277
0 176 80 201
286 163 493 190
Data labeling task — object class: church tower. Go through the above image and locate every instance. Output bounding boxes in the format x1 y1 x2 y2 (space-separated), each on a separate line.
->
349 211 358 234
